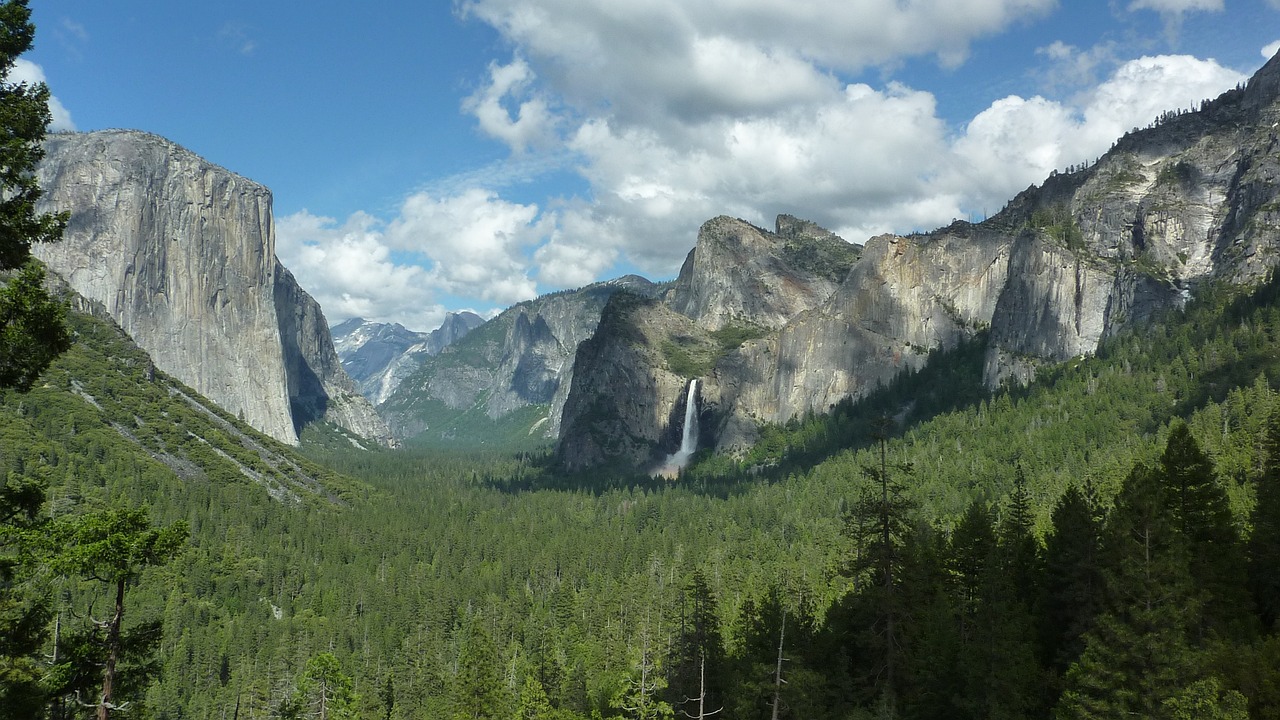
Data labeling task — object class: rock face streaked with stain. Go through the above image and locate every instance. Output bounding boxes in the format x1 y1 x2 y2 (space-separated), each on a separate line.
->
35 130 393 447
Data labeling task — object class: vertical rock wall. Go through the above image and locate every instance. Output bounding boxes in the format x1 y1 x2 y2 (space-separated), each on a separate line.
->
34 130 390 446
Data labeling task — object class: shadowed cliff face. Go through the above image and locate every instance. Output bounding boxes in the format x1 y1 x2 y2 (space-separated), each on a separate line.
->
379 276 661 443
557 51 1280 470
34 130 392 447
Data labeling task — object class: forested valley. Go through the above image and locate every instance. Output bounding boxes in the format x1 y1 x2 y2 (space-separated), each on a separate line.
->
4 269 1280 719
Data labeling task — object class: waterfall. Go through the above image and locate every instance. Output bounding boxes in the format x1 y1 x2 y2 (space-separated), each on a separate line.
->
657 379 699 476
677 378 699 458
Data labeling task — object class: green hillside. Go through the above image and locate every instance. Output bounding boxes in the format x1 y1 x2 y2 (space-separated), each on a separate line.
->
4 272 1280 717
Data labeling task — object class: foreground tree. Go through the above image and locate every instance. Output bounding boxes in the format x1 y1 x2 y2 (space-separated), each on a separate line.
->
1249 411 1280 631
0 2 69 713
0 466 50 719
49 507 187 719
1055 465 1199 719
0 0 70 391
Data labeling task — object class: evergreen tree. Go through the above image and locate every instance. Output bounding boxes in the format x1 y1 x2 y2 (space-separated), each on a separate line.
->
1041 483 1104 678
0 3 69 713
48 506 187 719
667 570 725 718
840 422 915 713
291 653 356 720
1154 422 1251 639
514 675 555 720
1055 464 1199 719
897 522 962 720
450 615 509 720
0 466 50 719
0 0 70 392
1248 410 1280 631
958 475 1045 720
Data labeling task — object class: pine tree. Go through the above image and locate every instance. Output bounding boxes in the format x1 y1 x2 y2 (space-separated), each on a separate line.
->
0 3 69 713
48 507 188 719
292 653 356 720
0 467 51 719
0 0 70 392
840 421 915 713
1155 422 1252 639
1041 483 1104 677
450 615 509 720
1248 410 1280 631
1055 464 1199 719
667 570 724 718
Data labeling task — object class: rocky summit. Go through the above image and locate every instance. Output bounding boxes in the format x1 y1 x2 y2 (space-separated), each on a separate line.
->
34 130 394 447
556 50 1280 470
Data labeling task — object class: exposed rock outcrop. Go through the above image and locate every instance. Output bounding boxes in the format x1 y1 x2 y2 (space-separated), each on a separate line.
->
557 50 1280 470
34 129 392 446
669 215 859 331
379 275 661 443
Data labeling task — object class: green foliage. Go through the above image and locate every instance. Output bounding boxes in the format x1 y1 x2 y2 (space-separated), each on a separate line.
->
660 338 715 378
0 0 70 393
708 322 767 351
0 263 71 391
1029 204 1086 251
1162 678 1249 720
289 652 357 720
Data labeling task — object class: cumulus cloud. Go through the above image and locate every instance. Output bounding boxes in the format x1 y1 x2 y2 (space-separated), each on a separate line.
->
286 2 1255 328
459 0 1055 129
276 211 446 330
6 59 75 131
464 58 558 152
278 190 551 330
1265 40 1280 60
386 189 545 305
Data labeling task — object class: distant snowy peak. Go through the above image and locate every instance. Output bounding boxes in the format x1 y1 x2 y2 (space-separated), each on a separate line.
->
332 312 484 405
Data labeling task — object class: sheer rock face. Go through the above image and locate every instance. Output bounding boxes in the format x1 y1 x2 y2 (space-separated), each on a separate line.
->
34 130 391 446
379 275 660 441
669 215 859 331
557 51 1280 468
557 294 704 471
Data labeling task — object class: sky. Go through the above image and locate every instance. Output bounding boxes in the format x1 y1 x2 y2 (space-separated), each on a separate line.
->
20 1 1280 332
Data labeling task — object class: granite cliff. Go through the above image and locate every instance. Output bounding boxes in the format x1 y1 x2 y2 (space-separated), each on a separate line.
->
558 50 1280 469
379 276 660 444
33 130 393 447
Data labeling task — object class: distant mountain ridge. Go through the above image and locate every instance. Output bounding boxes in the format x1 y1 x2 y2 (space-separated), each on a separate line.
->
378 275 661 446
332 312 484 405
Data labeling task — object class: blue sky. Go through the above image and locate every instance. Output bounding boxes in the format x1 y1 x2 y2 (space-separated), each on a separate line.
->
22 0 1280 331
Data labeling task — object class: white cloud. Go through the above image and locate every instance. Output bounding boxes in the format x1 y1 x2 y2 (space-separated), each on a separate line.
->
283 3 1255 328
943 54 1246 215
1265 40 1280 60
7 59 75 131
1035 41 1119 89
386 189 544 305
277 190 553 330
464 58 558 152
459 0 1055 130
276 211 446 330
